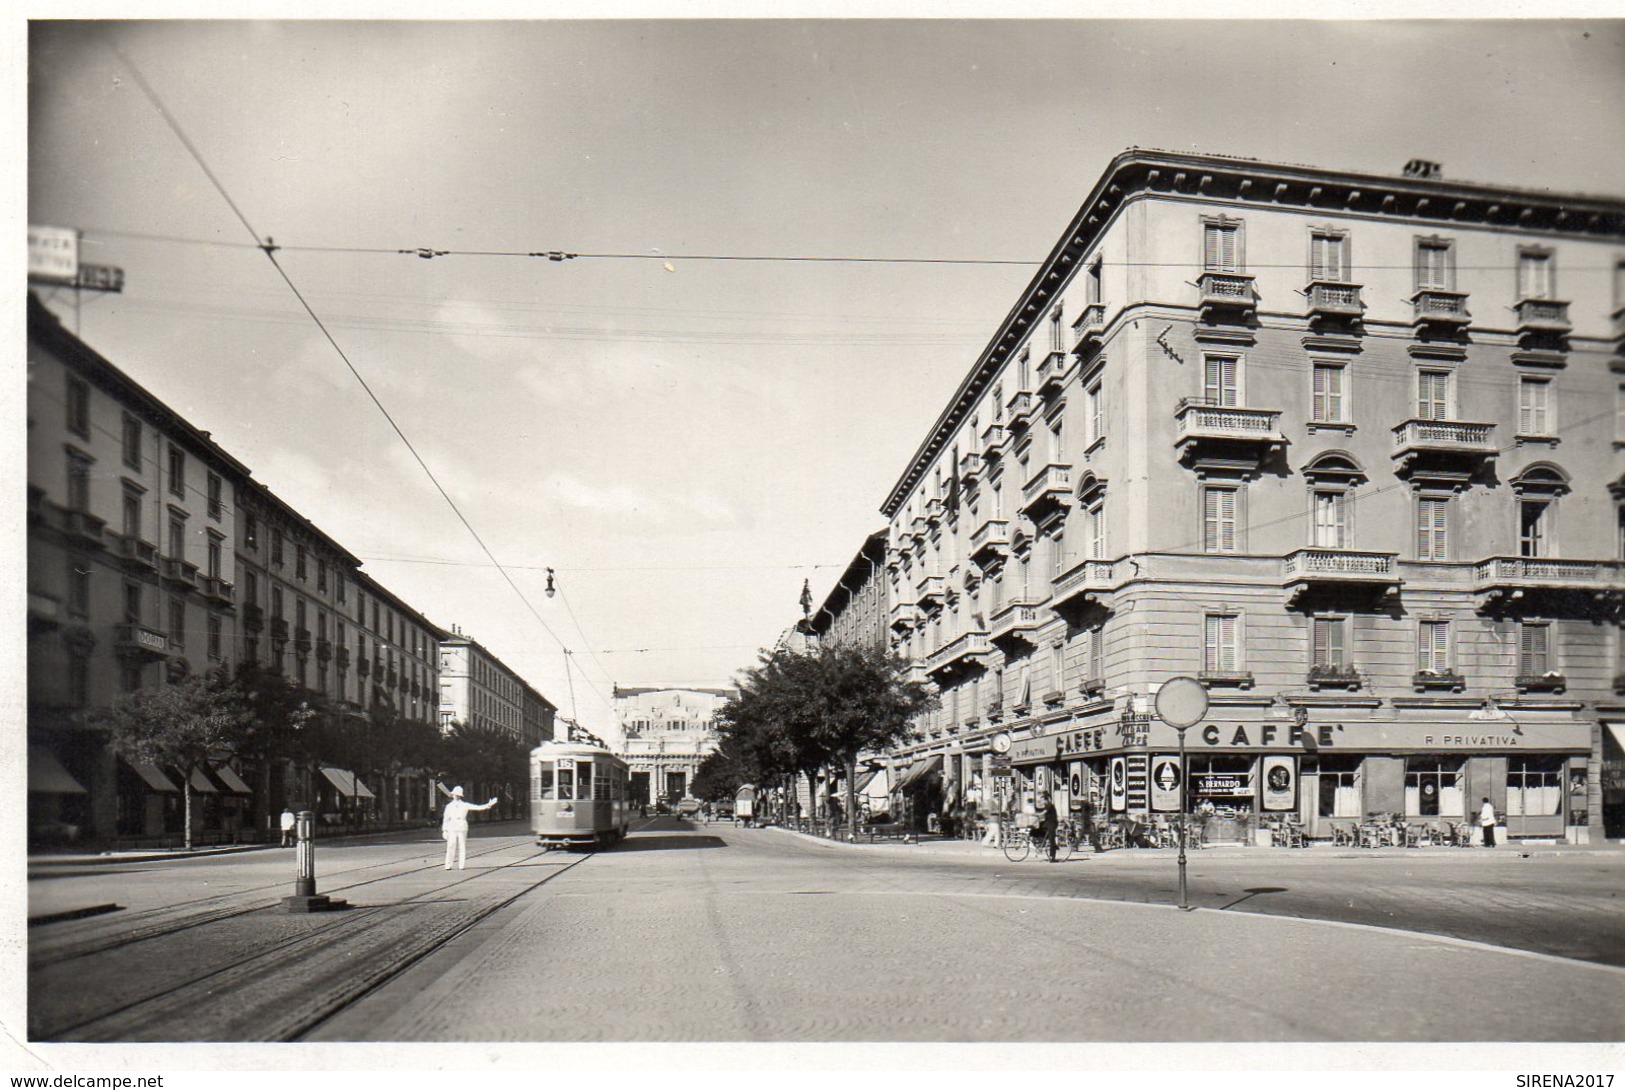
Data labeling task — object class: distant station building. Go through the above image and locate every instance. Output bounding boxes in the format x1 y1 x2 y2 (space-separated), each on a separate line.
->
611 685 735 805
876 149 1625 842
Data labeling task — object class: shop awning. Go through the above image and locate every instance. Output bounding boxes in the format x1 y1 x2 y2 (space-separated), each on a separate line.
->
896 754 944 792
184 766 219 794
320 767 377 800
213 764 253 794
1603 723 1625 759
127 760 179 793
29 746 87 795
854 769 879 793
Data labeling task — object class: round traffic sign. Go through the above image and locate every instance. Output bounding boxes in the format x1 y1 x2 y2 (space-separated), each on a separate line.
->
1154 676 1209 730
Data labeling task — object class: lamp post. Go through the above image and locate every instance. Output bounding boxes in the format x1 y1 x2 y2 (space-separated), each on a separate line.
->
1154 676 1209 913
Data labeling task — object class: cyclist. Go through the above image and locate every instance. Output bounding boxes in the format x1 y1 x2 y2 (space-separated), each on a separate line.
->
1037 792 1060 863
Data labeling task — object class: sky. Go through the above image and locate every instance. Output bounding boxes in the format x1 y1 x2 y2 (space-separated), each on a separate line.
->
22 16 1625 739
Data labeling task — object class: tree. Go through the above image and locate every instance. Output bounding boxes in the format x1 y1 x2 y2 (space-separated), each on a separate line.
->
95 669 253 851
439 721 529 820
690 741 748 804
231 662 321 823
718 643 934 838
356 704 443 822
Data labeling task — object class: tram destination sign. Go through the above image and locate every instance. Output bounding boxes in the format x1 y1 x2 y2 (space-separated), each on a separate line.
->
76 264 125 293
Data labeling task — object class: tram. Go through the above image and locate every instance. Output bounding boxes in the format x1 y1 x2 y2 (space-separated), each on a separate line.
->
530 740 631 850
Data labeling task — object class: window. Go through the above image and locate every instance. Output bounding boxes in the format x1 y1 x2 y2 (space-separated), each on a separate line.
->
243 570 257 608
1517 248 1554 301
317 560 328 593
1049 640 1066 694
244 513 258 550
992 382 1004 423
208 615 222 661
169 597 185 647
1417 369 1452 420
1050 531 1066 579
1518 377 1552 437
1520 499 1552 558
1312 490 1347 548
1310 229 1349 282
271 530 284 568
66 375 90 438
1202 486 1239 553
1203 219 1241 273
1085 379 1104 446
1086 256 1103 304
1050 418 1064 463
167 444 185 498
1417 621 1451 675
1049 305 1065 353
206 532 223 580
122 487 142 540
1203 614 1240 673
124 581 142 624
1315 755 1363 819
271 587 283 619
1018 349 1031 391
68 652 89 706
1085 624 1104 685
1203 354 1240 406
207 474 223 520
1415 237 1455 291
296 545 307 581
1310 617 1348 672
1084 500 1106 560
67 556 91 617
66 451 92 512
122 414 143 470
168 513 185 560
122 664 144 694
1405 756 1464 817
1311 362 1345 423
337 576 346 605
1506 755 1562 818
1519 623 1551 677
1416 495 1449 560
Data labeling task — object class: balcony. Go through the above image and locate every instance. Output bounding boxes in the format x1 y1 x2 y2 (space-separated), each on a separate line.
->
1305 281 1365 325
985 700 1004 722
1020 462 1072 523
110 533 160 573
1305 664 1363 692
295 628 313 656
1037 350 1070 397
269 617 290 642
988 595 1046 647
1412 670 1466 693
969 518 1011 567
1051 558 1117 614
1197 271 1257 321
28 590 62 634
60 508 107 550
1079 677 1107 698
1392 419 1496 477
162 556 201 591
958 451 982 487
890 601 922 632
316 638 333 662
924 630 992 679
336 645 351 669
116 622 171 661
1515 673 1567 694
915 574 945 609
1199 671 1255 690
1006 390 1037 429
1515 298 1570 336
1281 548 1401 607
387 668 399 689
1072 303 1106 356
243 603 264 632
924 497 944 527
981 423 1008 459
1474 556 1625 613
1410 290 1472 335
1174 399 1286 468
358 657 371 677
199 576 235 606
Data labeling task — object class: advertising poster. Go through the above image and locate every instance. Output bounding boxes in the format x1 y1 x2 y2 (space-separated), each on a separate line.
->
1125 754 1149 811
1150 754 1183 812
1109 757 1126 812
1262 755 1297 811
1068 761 1084 812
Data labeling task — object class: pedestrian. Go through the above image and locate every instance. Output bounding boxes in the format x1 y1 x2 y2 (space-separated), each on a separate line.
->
441 786 498 870
279 807 296 847
1480 796 1497 848
1081 795 1104 853
1037 791 1060 862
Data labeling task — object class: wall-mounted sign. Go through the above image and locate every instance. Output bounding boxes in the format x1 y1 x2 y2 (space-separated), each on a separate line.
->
77 264 125 293
1125 754 1149 811
1262 755 1296 811
1109 756 1126 812
1194 773 1251 797
1068 761 1084 799
1150 755 1183 812
28 225 78 284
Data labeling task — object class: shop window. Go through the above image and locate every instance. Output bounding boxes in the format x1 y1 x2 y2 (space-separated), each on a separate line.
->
1314 755 1363 818
1506 755 1562 817
1188 754 1255 808
1404 756 1464 817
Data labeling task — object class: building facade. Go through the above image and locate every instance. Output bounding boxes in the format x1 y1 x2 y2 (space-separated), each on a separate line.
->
611 685 734 805
438 627 557 747
27 295 251 843
879 150 1625 842
806 531 890 653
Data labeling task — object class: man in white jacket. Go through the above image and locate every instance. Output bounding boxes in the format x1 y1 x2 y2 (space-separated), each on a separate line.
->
441 785 498 870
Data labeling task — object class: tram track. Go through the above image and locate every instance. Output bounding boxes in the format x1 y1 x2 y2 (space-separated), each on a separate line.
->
29 838 523 967
37 843 597 1042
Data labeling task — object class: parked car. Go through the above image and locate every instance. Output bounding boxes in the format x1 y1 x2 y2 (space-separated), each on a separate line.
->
675 798 702 817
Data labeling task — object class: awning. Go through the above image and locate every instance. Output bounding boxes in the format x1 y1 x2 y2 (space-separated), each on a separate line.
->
29 746 87 795
213 764 253 794
127 760 179 793
320 767 377 800
182 766 219 794
1603 722 1625 759
896 754 944 792
854 769 879 793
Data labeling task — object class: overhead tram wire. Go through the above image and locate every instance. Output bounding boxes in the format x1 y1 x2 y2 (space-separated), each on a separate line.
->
107 42 613 718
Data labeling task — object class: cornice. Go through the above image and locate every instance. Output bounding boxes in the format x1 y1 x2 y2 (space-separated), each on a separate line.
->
879 148 1625 519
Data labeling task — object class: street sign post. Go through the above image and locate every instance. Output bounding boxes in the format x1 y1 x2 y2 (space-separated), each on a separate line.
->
1153 677 1209 912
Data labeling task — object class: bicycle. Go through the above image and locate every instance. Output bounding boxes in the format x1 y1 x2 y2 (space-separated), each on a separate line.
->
1000 823 1035 862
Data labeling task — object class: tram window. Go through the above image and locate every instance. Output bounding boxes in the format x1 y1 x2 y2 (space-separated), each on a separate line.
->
556 764 574 800
595 769 610 801
577 761 594 801
536 767 555 801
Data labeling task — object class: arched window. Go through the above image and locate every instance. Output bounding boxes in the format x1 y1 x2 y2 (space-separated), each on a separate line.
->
1302 452 1367 549
1510 464 1570 559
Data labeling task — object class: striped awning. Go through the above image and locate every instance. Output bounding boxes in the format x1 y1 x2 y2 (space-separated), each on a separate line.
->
895 754 944 792
29 746 87 795
127 760 179 793
185 766 219 794
320 767 376 800
213 764 253 794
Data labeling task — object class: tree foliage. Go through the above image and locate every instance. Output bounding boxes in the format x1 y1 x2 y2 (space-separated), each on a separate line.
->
438 720 530 817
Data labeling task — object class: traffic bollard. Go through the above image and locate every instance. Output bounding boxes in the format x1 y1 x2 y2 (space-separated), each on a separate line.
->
281 809 348 913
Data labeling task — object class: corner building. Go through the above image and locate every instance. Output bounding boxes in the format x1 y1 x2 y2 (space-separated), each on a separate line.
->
881 150 1625 843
